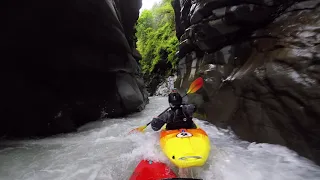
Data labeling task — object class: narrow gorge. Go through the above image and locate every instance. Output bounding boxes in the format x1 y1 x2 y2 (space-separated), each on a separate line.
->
1 0 320 167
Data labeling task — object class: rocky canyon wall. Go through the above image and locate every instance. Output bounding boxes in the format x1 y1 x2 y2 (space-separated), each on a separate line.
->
173 0 320 165
0 0 148 137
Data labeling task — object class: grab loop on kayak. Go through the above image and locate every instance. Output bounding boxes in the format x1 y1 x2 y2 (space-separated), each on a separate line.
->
178 156 202 161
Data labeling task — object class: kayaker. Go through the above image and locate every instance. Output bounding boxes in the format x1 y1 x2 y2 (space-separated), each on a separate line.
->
151 90 197 131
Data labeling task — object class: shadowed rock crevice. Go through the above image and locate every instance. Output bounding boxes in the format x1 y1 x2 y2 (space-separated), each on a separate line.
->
173 0 320 165
0 0 148 138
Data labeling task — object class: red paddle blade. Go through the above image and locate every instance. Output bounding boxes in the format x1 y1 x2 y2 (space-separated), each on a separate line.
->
187 77 203 94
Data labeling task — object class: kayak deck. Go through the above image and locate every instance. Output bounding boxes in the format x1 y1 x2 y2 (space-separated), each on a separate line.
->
160 128 210 168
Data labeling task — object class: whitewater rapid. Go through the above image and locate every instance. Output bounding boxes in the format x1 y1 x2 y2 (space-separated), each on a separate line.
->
0 96 319 180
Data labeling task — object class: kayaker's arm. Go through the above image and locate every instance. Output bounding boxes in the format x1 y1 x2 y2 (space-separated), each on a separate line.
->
183 104 197 115
151 112 169 131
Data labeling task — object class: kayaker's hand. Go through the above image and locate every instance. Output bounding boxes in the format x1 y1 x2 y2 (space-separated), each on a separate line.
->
193 104 197 112
151 117 166 131
184 104 197 114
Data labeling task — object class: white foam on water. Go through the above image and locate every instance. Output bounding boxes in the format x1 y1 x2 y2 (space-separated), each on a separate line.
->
0 97 319 180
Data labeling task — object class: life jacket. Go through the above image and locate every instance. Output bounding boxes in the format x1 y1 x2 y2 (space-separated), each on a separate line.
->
166 106 194 130
171 107 191 122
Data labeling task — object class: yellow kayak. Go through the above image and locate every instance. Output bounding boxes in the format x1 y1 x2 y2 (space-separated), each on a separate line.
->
159 126 211 168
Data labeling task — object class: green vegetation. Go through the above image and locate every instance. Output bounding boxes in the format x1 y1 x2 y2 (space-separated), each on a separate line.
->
135 0 179 75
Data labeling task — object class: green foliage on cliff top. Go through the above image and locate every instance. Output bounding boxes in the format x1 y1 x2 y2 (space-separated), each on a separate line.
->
136 0 179 74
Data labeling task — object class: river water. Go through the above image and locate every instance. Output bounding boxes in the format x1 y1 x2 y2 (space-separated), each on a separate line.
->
0 96 319 180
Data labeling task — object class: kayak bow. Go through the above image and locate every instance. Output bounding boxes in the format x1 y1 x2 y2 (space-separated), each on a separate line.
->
129 159 177 180
160 127 210 168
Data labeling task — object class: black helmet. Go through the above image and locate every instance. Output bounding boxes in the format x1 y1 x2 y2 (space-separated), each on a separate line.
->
168 92 182 108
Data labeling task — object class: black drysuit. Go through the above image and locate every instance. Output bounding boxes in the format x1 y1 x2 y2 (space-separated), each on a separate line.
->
151 104 197 131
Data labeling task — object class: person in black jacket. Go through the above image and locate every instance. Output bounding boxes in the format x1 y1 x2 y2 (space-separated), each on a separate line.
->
151 91 197 131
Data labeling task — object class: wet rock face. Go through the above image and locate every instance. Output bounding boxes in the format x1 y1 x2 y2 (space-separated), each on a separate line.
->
173 0 320 164
0 0 148 138
144 60 174 96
